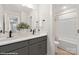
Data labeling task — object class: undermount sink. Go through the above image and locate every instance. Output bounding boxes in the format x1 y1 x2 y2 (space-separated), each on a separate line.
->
0 32 33 41
0 31 46 41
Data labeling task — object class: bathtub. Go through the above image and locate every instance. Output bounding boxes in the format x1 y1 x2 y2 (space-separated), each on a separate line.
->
58 38 77 54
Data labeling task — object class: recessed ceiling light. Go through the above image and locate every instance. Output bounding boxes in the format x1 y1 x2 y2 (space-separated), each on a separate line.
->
22 4 33 8
62 6 67 9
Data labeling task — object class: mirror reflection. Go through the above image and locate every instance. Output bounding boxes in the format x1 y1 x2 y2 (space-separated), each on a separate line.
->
0 4 33 34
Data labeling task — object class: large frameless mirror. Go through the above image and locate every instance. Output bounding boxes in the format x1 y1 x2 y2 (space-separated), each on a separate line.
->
0 4 33 34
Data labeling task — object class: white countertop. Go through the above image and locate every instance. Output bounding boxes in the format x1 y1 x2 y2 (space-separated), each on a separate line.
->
0 32 47 46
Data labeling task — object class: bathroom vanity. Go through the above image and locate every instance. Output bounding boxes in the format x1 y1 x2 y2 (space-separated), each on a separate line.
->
0 33 47 55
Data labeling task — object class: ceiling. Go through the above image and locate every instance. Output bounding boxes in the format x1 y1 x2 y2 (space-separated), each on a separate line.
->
53 4 79 15
1 4 33 14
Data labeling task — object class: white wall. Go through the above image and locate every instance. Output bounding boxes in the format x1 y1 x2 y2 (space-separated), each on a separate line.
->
47 5 55 55
38 4 55 55
32 4 52 32
56 10 77 42
31 4 39 29
38 4 49 32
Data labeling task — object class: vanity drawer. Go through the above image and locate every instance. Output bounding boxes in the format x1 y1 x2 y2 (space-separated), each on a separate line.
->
0 40 29 53
29 36 47 45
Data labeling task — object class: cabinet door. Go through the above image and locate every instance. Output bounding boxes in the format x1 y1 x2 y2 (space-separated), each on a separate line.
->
0 40 28 53
10 47 28 55
40 40 47 55
29 40 47 55
29 43 41 55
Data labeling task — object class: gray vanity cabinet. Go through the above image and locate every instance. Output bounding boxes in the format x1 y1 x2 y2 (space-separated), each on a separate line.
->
0 36 47 55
